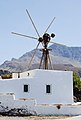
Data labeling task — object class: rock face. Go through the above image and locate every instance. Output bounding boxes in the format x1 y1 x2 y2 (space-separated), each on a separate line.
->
50 43 81 62
0 43 81 72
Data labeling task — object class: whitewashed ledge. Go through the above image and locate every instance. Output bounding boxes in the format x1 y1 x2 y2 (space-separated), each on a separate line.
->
0 94 81 116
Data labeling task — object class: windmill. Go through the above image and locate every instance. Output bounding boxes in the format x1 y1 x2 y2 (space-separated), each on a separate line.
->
12 9 55 70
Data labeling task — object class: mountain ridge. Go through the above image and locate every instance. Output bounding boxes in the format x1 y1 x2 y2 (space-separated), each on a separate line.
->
0 43 81 72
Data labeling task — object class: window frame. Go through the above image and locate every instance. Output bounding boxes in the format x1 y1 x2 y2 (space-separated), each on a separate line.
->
46 84 52 94
23 84 29 93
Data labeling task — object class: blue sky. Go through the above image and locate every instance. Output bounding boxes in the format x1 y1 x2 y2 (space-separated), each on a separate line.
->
0 0 81 64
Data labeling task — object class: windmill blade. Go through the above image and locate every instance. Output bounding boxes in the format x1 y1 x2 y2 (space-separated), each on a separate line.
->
12 32 38 40
28 42 40 69
26 9 40 37
49 41 55 44
39 52 44 69
44 17 56 33
50 41 66 47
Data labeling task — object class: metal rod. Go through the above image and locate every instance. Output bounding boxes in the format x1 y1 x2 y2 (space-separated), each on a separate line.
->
26 9 40 37
12 32 38 40
28 42 40 69
48 54 53 70
39 51 44 69
44 17 56 33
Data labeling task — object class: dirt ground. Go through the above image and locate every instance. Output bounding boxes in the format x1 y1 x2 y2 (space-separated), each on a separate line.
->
0 115 73 120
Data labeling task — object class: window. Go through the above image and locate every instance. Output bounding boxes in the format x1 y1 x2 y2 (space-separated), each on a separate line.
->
46 85 51 94
24 85 29 92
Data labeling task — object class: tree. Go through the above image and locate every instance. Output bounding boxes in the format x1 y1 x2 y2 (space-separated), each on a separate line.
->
73 72 81 101
73 72 81 90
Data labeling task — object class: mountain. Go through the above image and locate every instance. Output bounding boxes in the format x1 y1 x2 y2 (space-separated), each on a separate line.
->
50 43 81 62
0 43 81 73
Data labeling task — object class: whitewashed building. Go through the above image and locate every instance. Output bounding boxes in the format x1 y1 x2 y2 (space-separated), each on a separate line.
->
0 69 81 116
0 69 73 105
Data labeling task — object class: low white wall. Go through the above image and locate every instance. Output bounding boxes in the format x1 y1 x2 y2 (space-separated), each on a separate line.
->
0 94 81 116
0 94 36 107
0 93 15 101
35 105 81 116
0 94 36 115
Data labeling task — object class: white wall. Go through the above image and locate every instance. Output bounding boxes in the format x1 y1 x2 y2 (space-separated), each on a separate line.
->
0 94 81 116
12 73 18 79
0 69 73 104
35 104 81 116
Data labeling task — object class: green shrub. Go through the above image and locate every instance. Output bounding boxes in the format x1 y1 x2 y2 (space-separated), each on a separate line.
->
1 74 12 79
73 72 81 90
